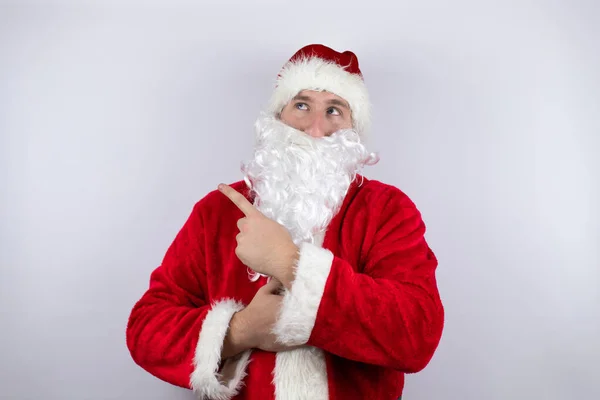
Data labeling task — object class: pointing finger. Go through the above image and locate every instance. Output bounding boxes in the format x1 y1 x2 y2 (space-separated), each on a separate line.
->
218 184 260 217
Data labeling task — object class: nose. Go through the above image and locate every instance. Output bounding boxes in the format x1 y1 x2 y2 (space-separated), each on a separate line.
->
304 113 329 138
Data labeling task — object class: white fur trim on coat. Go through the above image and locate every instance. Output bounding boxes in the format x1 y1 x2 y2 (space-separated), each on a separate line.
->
190 299 251 400
274 347 329 400
273 242 334 346
266 56 371 138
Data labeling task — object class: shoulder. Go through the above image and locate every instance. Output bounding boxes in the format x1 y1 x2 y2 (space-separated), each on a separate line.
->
354 176 419 211
348 176 427 234
189 179 249 218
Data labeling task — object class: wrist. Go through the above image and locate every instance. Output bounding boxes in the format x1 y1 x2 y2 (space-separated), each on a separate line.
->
231 309 256 349
222 310 253 358
276 244 299 290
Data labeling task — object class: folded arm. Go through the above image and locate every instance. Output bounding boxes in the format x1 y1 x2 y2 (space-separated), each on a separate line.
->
273 187 445 373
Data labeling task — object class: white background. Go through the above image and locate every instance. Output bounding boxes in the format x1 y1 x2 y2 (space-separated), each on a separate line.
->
1 0 598 399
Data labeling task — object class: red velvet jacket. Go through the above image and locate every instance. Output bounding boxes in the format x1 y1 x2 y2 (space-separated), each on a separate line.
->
126 175 444 400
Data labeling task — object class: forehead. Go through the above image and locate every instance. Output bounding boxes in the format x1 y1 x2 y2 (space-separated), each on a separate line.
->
293 90 350 107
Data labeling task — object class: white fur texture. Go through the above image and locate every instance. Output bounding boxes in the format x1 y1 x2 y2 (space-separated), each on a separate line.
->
190 299 251 400
272 231 330 400
273 238 334 346
267 55 371 139
274 347 329 400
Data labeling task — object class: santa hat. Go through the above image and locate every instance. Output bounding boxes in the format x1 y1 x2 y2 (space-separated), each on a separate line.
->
266 44 371 139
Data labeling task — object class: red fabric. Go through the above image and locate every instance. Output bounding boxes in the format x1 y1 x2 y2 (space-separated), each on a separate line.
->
286 43 363 78
240 350 276 399
310 182 444 399
126 175 444 399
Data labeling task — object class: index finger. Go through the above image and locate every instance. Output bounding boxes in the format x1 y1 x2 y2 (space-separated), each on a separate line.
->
218 183 259 217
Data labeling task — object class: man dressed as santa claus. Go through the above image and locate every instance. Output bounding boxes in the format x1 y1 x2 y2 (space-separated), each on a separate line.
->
126 44 445 400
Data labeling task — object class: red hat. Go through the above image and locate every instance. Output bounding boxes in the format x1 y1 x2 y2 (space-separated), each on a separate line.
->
267 44 371 138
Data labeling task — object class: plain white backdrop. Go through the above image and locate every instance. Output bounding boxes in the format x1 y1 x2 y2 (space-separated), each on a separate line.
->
1 0 598 399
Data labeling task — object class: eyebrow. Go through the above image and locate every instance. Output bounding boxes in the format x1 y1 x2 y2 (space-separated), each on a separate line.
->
292 94 350 110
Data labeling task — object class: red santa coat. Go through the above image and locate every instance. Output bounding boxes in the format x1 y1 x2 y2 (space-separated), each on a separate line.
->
126 175 444 400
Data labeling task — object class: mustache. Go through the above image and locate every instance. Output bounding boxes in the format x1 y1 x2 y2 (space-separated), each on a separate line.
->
251 115 379 169
254 114 362 145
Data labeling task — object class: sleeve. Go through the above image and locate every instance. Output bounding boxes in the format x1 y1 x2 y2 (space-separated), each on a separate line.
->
272 187 445 373
126 202 251 399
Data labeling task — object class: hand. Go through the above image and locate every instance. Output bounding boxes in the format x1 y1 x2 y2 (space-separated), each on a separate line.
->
236 278 298 352
218 183 298 287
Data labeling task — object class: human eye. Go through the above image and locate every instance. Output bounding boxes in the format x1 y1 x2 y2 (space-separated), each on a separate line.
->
327 107 341 116
295 102 308 110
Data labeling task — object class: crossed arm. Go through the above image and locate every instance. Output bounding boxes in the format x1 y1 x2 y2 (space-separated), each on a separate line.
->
219 182 444 371
126 184 444 397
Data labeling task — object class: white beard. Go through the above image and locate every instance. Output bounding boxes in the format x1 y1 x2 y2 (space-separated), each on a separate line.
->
240 114 379 281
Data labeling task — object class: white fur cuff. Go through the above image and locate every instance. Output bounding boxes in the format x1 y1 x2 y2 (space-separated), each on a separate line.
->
190 299 251 400
273 242 334 346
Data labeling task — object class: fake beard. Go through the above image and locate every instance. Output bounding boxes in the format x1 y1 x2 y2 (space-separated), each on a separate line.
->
240 114 379 281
